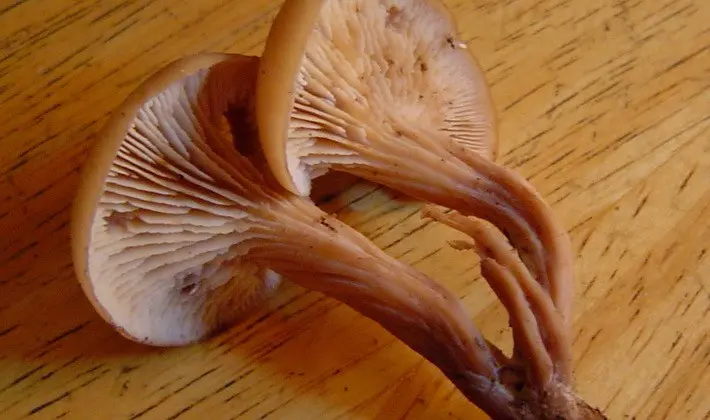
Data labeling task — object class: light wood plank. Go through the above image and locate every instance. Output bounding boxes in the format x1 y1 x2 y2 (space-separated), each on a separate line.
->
0 0 708 418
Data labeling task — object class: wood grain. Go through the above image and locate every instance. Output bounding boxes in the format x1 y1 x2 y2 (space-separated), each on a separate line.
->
0 0 708 419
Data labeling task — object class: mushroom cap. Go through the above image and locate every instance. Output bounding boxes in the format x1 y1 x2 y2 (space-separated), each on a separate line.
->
71 53 281 346
257 0 497 196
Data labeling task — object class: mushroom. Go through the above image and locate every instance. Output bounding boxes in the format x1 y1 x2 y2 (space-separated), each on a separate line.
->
257 0 574 325
255 0 600 418
71 54 285 345
68 53 514 418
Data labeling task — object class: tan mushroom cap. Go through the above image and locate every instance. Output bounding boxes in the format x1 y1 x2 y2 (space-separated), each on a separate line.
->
257 0 497 196
71 54 281 346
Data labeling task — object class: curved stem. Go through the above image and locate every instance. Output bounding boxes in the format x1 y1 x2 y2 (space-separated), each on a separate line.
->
480 257 553 388
328 128 574 329
422 207 573 384
234 200 541 416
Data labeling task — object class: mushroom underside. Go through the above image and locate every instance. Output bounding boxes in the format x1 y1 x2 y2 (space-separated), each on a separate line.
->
261 0 574 327
84 57 288 345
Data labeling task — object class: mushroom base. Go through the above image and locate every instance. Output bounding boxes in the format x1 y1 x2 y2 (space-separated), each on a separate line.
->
450 374 607 420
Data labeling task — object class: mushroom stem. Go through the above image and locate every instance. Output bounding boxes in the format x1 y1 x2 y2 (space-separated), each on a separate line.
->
422 206 572 385
245 199 500 375
333 144 573 308
418 207 604 420
242 201 603 419
321 125 575 329
284 83 573 327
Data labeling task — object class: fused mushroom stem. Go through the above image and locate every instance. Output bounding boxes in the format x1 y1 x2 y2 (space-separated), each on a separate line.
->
424 207 604 420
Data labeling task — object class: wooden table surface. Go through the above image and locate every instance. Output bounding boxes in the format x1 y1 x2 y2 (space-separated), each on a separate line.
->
1 0 708 419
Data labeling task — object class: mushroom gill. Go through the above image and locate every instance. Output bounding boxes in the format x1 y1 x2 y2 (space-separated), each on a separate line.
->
72 55 286 345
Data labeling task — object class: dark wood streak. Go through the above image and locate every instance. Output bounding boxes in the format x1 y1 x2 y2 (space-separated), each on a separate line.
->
578 229 594 252
104 17 143 43
27 371 106 416
165 393 212 420
541 0 572 16
642 348 686 417
347 200 407 231
40 44 92 78
545 89 580 117
229 401 261 419
628 308 641 322
74 364 105 380
528 149 575 182
577 329 601 360
0 0 31 16
221 370 258 403
0 356 86 412
0 364 47 393
129 368 220 420
652 44 710 78
581 275 597 297
669 332 684 353
544 37 580 66
503 80 551 111
0 125 95 177
88 1 138 24
573 5 603 24
569 215 595 233
332 187 384 214
680 286 704 318
40 356 82 382
660 242 679 264
149 375 185 398
632 195 649 218
602 386 624 412
583 113 709 189
5 241 39 263
410 247 444 268
227 340 394 419
575 81 625 110
21 6 94 58
395 367 430 420
639 0 685 22
551 56 577 71
647 4 697 32
42 322 89 349
631 328 656 363
368 207 422 241
394 246 417 260
679 166 696 192
33 204 71 230
237 317 324 361
0 324 18 338
609 57 638 79
600 239 613 257
6 157 28 172
212 292 311 350
501 127 553 161
381 220 435 251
